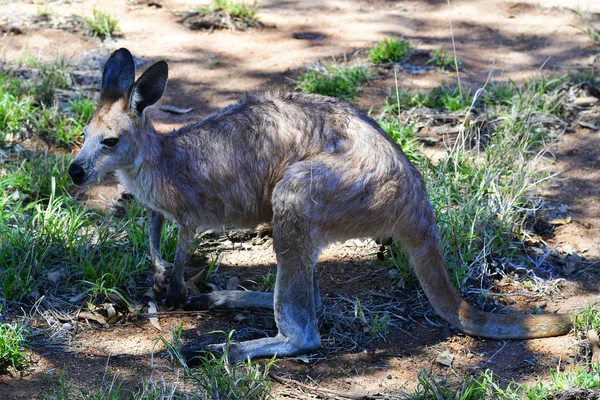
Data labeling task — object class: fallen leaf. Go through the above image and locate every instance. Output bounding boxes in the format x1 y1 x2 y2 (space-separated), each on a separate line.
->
436 351 454 367
547 216 571 225
147 301 161 331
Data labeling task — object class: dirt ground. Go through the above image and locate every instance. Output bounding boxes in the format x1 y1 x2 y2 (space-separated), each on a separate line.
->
1 0 599 398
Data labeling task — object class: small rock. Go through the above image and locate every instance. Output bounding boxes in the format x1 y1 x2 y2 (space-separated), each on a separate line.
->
47 270 63 284
226 276 240 290
435 351 455 367
573 97 599 107
234 313 248 322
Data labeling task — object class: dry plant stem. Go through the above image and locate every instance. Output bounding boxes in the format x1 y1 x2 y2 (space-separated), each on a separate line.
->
268 373 383 400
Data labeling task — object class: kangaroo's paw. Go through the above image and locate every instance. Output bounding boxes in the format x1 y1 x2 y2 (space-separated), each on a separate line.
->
180 341 226 366
165 280 187 308
183 293 213 310
151 271 167 295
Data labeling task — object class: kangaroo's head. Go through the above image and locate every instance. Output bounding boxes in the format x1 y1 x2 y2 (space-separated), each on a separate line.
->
68 48 168 186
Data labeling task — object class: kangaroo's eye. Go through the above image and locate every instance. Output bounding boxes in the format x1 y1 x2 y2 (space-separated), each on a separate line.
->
101 138 119 147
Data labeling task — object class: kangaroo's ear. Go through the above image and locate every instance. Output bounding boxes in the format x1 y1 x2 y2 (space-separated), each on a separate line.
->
128 61 168 115
102 48 135 94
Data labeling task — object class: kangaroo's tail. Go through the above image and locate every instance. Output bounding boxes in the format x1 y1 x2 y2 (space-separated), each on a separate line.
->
406 229 572 339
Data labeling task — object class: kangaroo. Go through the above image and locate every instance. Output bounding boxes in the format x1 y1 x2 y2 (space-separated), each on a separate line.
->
68 48 572 362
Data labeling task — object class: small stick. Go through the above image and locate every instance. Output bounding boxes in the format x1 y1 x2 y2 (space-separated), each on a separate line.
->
268 373 382 400
139 310 205 317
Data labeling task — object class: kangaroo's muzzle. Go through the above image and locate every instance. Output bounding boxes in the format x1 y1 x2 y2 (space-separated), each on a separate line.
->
68 162 86 185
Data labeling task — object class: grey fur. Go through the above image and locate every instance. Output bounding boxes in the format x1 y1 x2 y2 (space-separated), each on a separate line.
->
70 51 573 362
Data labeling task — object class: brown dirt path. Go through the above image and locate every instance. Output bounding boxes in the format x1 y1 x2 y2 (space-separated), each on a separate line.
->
0 0 599 398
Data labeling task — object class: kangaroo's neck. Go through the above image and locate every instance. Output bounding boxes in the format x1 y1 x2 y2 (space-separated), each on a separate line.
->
116 119 167 202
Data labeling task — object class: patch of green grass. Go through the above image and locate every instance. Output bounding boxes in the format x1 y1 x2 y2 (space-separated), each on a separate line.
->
66 96 95 123
36 6 54 18
381 76 566 292
485 81 519 108
384 84 472 113
571 8 600 45
198 0 258 21
353 298 390 339
159 328 275 399
427 47 461 72
0 323 28 371
82 7 120 39
410 367 600 399
296 64 373 102
31 59 72 106
369 38 413 64
0 75 34 142
573 303 600 333
0 65 92 146
377 119 422 164
0 150 152 304
44 370 136 400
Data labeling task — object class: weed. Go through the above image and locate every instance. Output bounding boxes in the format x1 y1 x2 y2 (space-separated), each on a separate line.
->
157 322 188 370
410 367 600 399
0 77 34 142
0 150 149 303
381 76 566 297
427 47 461 71
31 59 72 106
0 323 28 371
378 119 422 163
160 329 275 399
485 81 519 107
573 303 600 333
296 64 372 101
257 271 276 292
571 8 600 45
384 84 471 113
188 351 275 399
82 7 120 39
369 38 413 64
36 6 54 18
0 66 90 146
198 0 258 21
66 96 95 124
44 369 130 400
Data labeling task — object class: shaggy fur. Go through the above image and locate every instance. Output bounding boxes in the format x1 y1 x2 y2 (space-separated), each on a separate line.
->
69 49 572 361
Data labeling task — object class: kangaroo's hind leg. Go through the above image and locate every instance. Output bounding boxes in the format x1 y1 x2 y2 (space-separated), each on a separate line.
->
184 163 327 362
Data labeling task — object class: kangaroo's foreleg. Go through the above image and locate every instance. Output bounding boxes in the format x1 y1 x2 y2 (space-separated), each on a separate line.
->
148 209 172 293
165 224 194 307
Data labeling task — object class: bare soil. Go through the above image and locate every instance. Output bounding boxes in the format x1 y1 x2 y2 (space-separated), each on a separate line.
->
1 0 599 398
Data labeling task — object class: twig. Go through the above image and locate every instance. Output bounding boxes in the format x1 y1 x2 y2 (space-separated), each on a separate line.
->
139 310 205 317
331 267 388 285
486 340 508 364
268 373 382 399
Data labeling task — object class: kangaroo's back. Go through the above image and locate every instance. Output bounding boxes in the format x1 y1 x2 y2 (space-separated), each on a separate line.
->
155 92 410 228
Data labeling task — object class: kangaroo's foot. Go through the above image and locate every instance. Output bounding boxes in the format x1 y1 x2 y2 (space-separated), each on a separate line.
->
182 334 320 364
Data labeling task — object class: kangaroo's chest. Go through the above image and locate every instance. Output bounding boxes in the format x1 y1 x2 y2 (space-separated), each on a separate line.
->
116 169 180 222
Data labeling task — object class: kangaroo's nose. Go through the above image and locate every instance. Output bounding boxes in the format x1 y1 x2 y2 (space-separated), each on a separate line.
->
68 162 86 185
